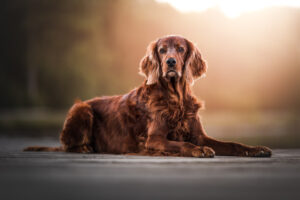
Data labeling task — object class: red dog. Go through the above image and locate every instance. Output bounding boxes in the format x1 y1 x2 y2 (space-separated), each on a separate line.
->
25 35 272 157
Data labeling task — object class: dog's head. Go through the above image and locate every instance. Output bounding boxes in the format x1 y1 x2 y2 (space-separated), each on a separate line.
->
139 35 207 85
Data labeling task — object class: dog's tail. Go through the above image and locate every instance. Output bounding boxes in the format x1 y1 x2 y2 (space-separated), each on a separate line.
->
23 146 64 152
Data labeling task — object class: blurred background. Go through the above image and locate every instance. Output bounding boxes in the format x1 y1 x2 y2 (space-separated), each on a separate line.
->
0 0 299 148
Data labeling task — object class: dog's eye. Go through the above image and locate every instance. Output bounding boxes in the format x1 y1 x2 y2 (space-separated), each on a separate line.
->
159 48 166 54
178 47 184 53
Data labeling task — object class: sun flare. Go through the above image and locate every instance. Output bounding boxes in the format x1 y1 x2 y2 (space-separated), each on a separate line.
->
156 0 300 18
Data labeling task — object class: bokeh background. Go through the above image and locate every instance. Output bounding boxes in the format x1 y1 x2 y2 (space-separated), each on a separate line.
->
0 0 299 148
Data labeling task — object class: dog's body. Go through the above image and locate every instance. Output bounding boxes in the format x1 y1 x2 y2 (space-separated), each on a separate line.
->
25 36 272 157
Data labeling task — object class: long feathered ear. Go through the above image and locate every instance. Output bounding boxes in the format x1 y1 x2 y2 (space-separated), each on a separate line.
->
185 39 208 86
139 40 160 85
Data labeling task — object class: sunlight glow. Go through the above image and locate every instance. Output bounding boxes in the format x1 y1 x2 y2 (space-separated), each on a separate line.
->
156 0 300 18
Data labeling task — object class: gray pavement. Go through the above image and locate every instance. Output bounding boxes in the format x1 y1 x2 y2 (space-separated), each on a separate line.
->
0 136 300 200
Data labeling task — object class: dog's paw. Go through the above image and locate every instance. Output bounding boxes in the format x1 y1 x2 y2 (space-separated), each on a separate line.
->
192 146 215 158
245 146 272 157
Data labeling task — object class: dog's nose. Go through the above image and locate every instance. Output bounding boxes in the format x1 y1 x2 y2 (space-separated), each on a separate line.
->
166 58 176 67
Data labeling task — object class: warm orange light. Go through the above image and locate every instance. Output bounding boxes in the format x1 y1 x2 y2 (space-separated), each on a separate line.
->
156 0 300 18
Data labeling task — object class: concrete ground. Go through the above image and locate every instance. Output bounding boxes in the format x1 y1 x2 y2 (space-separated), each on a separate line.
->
0 136 300 200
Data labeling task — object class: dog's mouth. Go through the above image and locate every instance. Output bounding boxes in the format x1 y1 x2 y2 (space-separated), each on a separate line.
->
166 70 178 78
165 70 179 87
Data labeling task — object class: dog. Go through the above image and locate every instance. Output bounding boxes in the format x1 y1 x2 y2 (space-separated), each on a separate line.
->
24 35 272 157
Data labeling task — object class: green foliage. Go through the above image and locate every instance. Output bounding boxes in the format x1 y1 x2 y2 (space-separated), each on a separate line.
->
0 0 117 108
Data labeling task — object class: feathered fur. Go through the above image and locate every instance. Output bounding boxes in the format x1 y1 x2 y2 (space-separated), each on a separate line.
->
24 35 272 158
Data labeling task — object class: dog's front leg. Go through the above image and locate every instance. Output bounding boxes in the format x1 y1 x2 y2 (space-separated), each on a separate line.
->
145 120 215 158
190 116 272 157
200 136 272 157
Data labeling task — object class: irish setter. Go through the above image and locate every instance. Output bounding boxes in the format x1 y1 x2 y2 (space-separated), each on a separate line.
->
25 35 272 157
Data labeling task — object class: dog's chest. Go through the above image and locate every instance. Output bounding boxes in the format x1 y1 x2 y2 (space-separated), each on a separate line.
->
165 104 194 141
157 98 201 141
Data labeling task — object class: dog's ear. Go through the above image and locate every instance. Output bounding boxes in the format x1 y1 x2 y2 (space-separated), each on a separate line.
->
185 39 207 85
139 40 160 85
